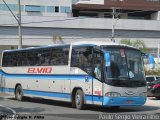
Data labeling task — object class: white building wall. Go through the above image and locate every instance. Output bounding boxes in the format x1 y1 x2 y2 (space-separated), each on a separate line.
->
77 0 104 4
1 15 160 31
0 15 160 48
158 11 160 20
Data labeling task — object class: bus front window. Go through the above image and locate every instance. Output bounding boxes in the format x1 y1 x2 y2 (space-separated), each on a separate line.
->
104 48 146 87
126 49 145 80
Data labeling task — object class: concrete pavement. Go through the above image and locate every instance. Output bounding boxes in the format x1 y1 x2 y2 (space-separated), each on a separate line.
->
0 92 16 116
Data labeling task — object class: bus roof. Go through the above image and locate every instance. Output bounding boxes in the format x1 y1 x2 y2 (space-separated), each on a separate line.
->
72 41 119 46
2 41 138 53
2 44 70 53
72 41 137 49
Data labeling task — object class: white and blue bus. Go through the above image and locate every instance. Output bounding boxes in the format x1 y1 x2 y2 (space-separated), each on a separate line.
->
0 41 147 109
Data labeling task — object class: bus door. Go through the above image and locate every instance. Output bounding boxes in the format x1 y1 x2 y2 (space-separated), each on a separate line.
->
92 49 104 105
0 74 5 92
0 73 3 92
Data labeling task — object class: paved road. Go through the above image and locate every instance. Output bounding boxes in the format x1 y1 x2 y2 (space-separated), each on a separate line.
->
0 96 160 120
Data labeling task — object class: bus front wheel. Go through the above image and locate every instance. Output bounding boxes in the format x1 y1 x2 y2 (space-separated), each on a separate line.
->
15 85 23 101
75 89 84 110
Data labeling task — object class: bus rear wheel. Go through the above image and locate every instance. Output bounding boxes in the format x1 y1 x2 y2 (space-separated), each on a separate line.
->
15 85 23 101
75 89 85 110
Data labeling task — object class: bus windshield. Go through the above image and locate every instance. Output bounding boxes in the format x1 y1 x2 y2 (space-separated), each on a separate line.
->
104 48 145 82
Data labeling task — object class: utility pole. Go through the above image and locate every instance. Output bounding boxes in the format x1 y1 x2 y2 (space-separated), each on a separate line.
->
18 0 22 49
111 7 115 42
2 0 22 49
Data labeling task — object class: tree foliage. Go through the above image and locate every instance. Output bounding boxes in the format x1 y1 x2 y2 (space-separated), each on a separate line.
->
120 39 148 53
53 35 64 44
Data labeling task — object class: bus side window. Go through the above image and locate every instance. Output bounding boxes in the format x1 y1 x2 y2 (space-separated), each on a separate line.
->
50 46 69 65
2 46 70 67
93 51 103 81
71 46 93 74
50 50 57 65
40 49 50 66
71 49 78 67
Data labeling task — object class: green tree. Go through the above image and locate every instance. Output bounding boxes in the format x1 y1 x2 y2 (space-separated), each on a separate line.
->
120 39 133 46
120 39 148 53
53 35 64 44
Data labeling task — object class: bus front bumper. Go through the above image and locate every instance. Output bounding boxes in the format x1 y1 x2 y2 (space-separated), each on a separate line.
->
103 96 147 107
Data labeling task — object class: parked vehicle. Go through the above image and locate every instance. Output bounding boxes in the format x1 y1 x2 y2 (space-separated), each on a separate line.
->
146 75 160 84
147 79 160 99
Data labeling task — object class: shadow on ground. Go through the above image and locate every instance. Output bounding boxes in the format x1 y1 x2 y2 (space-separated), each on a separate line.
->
148 97 160 100
8 97 160 114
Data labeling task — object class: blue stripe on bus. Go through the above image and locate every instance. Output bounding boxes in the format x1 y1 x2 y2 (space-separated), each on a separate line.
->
86 95 103 102
0 71 4 75
0 88 102 102
24 89 71 99
0 71 91 80
4 75 91 80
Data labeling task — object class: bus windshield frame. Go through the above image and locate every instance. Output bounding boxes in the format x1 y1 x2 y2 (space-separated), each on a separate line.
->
102 46 146 87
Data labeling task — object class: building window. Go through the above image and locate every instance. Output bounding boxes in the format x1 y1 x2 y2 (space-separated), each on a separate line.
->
21 5 24 11
60 6 65 13
0 4 24 11
60 6 71 13
72 0 79 4
65 7 71 13
55 6 59 13
8 4 18 11
25 5 45 12
0 4 9 11
47 6 55 13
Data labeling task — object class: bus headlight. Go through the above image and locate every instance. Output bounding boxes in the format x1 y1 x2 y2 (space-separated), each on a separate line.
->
105 92 121 97
139 92 147 97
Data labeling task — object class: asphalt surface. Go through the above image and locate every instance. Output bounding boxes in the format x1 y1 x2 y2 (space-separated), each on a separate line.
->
0 94 160 120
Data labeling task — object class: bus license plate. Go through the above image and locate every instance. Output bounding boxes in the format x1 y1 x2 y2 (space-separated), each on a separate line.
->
126 100 133 104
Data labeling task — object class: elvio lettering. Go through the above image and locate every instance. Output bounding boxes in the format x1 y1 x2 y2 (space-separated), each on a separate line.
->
27 67 52 73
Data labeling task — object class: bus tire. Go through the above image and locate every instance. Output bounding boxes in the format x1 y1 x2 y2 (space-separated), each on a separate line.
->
75 89 85 110
15 85 23 101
